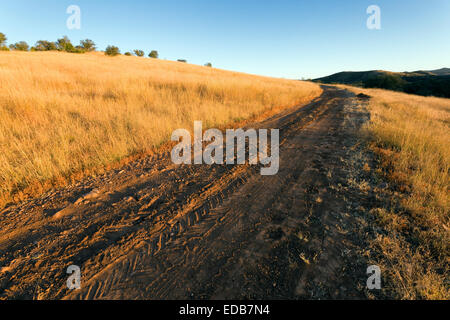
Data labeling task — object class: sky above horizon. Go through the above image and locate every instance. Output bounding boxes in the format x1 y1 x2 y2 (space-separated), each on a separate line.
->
1 0 449 79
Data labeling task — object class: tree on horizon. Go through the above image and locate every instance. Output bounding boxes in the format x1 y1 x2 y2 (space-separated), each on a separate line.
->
149 50 159 59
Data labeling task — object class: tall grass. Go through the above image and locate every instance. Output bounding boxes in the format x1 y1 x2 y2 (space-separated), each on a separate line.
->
0 51 321 206
349 86 449 299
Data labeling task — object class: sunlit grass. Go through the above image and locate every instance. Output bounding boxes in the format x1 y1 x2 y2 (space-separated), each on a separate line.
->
346 86 449 299
0 51 321 206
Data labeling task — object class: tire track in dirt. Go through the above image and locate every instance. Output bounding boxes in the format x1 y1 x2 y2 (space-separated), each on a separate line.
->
0 86 375 300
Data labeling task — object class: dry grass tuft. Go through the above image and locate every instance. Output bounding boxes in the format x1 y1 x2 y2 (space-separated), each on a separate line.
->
0 51 321 207
347 86 449 299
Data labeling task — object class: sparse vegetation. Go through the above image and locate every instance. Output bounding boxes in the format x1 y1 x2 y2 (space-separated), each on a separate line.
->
0 32 8 50
105 45 120 56
80 39 96 52
33 40 58 51
345 86 450 299
133 50 145 57
149 50 158 59
178 59 187 63
56 36 74 52
205 62 212 67
0 32 164 63
31 37 84 53
0 33 96 54
9 41 30 51
0 32 6 46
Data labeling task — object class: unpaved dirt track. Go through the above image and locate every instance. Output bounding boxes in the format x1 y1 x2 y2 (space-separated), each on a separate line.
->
0 86 378 300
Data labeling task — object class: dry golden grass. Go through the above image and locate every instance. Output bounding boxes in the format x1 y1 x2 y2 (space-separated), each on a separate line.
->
345 86 450 299
0 51 321 207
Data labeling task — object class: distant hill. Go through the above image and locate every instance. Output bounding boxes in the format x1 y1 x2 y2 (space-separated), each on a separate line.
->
314 70 386 86
418 68 450 76
314 68 450 98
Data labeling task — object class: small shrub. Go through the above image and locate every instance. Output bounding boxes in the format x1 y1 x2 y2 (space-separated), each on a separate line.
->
134 50 145 57
56 36 75 52
149 50 159 59
9 41 30 51
34 40 57 51
80 39 96 52
0 32 6 46
105 45 120 56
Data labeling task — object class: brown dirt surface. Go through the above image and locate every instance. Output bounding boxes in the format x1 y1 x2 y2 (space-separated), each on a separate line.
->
0 86 386 300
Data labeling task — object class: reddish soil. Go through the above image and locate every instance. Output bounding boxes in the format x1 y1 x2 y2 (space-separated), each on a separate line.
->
0 86 379 300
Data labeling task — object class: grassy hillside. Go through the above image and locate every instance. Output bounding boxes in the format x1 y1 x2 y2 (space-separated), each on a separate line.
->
316 70 450 98
315 70 387 86
345 85 449 299
413 68 450 76
0 51 321 207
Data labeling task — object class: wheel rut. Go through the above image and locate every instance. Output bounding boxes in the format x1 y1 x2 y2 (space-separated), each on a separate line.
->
0 86 374 300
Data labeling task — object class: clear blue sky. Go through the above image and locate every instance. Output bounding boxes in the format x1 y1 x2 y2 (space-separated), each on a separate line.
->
1 0 449 79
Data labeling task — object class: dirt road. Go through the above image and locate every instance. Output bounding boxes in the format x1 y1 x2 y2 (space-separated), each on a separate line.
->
0 86 379 300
